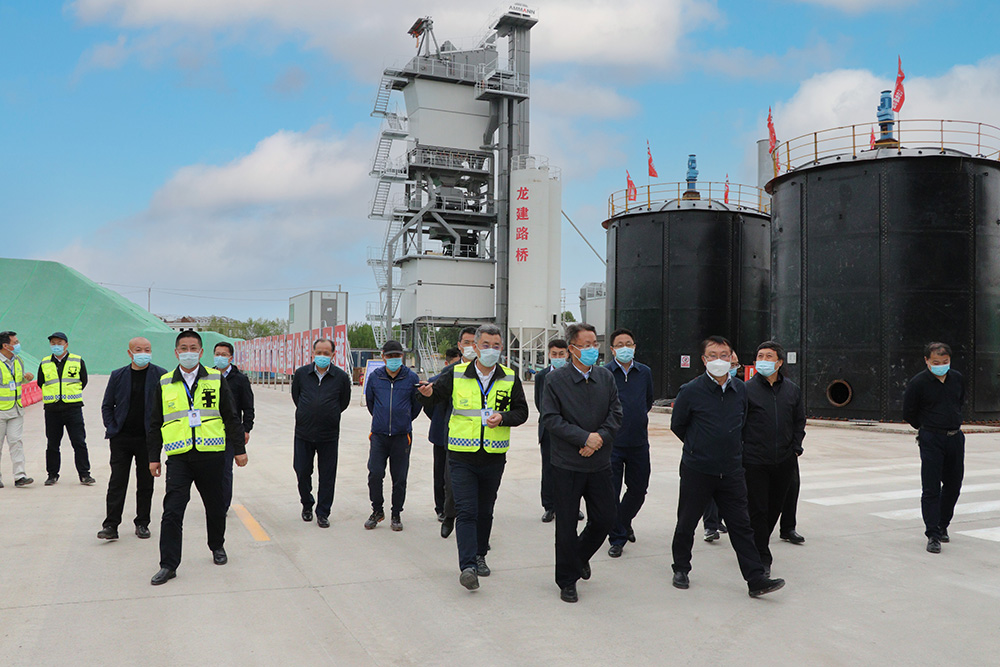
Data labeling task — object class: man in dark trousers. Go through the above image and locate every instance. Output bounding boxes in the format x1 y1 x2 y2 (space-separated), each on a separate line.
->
903 341 965 554
364 340 422 531
778 464 805 544
417 324 529 591
98 337 166 540
424 347 460 525
534 338 569 523
742 341 806 575
605 328 654 558
669 335 785 598
37 331 94 486
148 330 246 585
291 338 352 528
540 323 622 603
213 342 255 514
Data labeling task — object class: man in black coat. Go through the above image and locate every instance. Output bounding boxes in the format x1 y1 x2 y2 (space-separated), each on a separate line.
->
291 337 352 528
98 337 166 540
213 342 255 513
534 338 569 523
742 341 806 574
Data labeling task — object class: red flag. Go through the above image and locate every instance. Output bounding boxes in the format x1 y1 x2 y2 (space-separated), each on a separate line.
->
724 174 729 204
892 56 905 112
870 125 876 149
626 170 637 201
767 107 777 154
647 140 658 178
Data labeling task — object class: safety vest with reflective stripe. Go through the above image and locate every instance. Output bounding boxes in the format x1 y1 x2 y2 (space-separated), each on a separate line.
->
160 369 226 456
41 354 84 404
447 361 514 454
0 356 24 410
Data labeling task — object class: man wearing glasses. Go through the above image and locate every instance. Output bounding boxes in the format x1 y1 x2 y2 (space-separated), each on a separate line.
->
669 335 785 598
540 322 622 603
604 328 653 559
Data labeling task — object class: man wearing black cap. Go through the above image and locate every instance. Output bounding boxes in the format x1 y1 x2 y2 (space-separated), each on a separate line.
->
37 331 94 486
363 340 422 531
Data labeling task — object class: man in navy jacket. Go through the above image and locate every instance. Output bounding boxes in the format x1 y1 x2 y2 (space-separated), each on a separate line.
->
604 328 654 558
98 337 167 540
213 342 255 514
364 340 422 531
669 335 785 598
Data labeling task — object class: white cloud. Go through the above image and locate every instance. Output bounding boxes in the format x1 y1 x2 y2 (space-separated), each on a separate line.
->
789 0 916 12
698 39 840 80
532 79 639 119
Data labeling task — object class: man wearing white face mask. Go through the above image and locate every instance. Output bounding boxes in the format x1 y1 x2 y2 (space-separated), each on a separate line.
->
98 337 166 540
0 331 35 488
669 335 785 598
37 331 94 486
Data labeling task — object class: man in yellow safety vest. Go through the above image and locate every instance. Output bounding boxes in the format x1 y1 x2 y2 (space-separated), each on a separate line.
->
36 331 94 486
0 331 35 487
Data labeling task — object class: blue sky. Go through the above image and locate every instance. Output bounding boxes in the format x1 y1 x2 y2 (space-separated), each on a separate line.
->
2 0 998 322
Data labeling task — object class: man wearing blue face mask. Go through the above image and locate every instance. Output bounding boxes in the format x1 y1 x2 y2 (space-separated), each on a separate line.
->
37 331 94 486
903 341 965 554
534 338 569 523
98 337 167 540
741 341 806 576
291 338 352 528
364 340 422 531
0 331 35 488
605 328 654 559
214 342 255 514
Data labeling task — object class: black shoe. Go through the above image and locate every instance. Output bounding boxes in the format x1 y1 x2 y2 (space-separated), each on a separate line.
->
302 507 313 522
780 530 805 544
97 527 119 540
213 548 228 565
151 568 176 586
749 577 786 597
80 475 96 486
440 516 454 538
365 510 385 530
940 529 950 543
927 537 942 554
627 529 636 543
390 513 403 531
476 555 491 577
719 524 728 534
44 475 58 486
135 525 151 539
608 544 623 558
317 515 330 529
560 583 578 603
14 476 32 487
0 480 4 488
578 511 585 521
704 529 720 542
580 561 591 581
460 567 479 591
436 511 445 522
672 571 690 589
541 509 555 523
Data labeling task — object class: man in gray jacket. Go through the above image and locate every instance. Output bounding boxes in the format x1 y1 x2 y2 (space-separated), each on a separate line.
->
540 323 622 603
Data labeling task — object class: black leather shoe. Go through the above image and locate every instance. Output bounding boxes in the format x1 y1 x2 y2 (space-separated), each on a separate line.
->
317 515 330 528
44 475 58 486
560 584 578 603
672 571 690 589
627 529 636 543
580 561 591 580
135 525 151 539
541 509 555 523
608 544 623 558
704 529 720 542
213 548 228 565
80 475 96 486
302 507 313 522
476 555 491 577
749 577 785 597
927 537 942 553
940 529 950 543
151 568 176 586
460 567 479 590
440 516 454 538
97 527 118 540
780 530 805 544
14 476 32 487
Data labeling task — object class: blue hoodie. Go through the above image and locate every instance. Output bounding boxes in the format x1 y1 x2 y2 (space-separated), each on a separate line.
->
365 364 422 436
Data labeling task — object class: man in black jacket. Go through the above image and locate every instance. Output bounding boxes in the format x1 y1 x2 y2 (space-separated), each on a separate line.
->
534 338 569 523
669 335 785 598
540 323 622 603
742 341 806 574
902 341 965 554
213 342 255 513
98 337 166 540
291 338 352 528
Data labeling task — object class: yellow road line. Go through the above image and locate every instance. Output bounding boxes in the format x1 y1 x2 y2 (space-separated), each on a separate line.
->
232 504 270 542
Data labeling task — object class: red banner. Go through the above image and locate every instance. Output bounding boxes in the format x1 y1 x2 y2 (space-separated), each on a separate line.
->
767 107 777 153
647 140 658 178
892 56 905 112
626 170 637 201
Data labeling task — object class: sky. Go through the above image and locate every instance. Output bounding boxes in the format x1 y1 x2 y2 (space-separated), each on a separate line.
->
3 0 999 324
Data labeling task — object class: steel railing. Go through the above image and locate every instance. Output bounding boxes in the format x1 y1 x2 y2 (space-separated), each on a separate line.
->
607 181 769 218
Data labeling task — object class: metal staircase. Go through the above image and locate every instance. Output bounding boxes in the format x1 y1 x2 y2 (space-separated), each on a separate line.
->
415 312 442 374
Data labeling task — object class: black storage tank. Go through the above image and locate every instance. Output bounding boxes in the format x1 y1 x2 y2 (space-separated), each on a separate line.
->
769 149 1000 422
604 193 770 400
